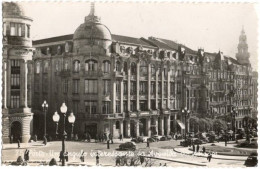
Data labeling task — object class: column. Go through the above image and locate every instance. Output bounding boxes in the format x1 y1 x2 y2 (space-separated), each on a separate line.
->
112 121 116 136
167 70 170 109
127 63 131 111
127 120 131 137
120 79 123 113
160 117 164 135
3 61 7 108
136 61 140 111
161 68 164 109
147 64 151 110
146 117 151 137
167 115 171 135
154 117 158 134
174 113 177 133
136 120 140 137
120 120 123 135
111 79 116 113
155 69 159 109
187 118 190 133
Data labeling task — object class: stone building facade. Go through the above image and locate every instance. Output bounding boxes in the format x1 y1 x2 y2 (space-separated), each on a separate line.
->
2 2 34 143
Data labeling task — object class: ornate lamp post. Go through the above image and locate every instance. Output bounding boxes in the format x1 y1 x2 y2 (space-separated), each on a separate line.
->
52 102 76 166
182 107 190 141
42 100 48 144
68 112 76 140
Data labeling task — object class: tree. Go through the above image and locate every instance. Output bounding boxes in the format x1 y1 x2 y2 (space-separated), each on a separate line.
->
213 119 227 135
189 115 199 132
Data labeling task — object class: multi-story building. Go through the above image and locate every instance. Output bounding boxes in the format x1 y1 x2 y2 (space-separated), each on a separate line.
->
2 2 34 143
2 2 257 142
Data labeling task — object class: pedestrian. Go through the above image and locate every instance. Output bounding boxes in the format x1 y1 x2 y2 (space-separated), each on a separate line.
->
119 134 123 141
96 153 99 166
115 156 121 166
43 136 47 145
107 140 110 149
26 150 30 161
59 151 63 162
104 133 107 141
17 139 20 148
24 149 28 161
130 158 134 166
10 135 13 144
123 155 128 166
207 152 212 162
139 155 144 165
147 140 150 148
202 146 206 154
192 144 195 153
196 144 200 153
164 163 167 166
80 150 85 162
34 134 37 142
64 151 68 162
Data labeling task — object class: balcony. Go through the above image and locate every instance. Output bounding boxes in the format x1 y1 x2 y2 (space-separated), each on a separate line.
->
59 70 71 77
84 71 103 77
100 113 124 119
114 71 124 78
150 110 159 115
139 111 150 116
160 109 170 115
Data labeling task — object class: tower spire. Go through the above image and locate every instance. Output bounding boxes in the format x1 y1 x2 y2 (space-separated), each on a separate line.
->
85 2 100 23
90 2 95 16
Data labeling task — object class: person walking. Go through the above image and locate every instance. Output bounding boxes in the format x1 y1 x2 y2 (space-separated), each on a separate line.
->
119 134 123 141
17 139 20 148
207 152 212 162
59 151 63 162
115 156 121 166
24 149 28 161
202 146 206 154
96 153 99 166
64 151 68 162
147 140 150 148
80 150 85 162
196 144 200 153
192 144 195 153
139 155 144 165
107 140 110 149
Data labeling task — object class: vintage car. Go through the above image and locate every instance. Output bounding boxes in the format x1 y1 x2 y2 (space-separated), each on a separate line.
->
119 142 137 151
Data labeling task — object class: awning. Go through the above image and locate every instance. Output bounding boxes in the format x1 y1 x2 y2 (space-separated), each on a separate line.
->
176 120 185 129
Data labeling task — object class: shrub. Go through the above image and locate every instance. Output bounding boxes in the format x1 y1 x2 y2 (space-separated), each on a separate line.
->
49 158 57 166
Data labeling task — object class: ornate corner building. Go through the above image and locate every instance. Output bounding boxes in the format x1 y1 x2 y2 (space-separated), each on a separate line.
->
2 2 258 143
2 2 34 143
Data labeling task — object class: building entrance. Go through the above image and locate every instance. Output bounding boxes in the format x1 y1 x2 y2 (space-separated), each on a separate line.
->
11 121 22 142
84 124 97 138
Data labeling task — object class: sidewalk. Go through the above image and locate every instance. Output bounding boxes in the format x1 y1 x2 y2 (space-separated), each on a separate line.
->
173 147 247 161
2 141 46 150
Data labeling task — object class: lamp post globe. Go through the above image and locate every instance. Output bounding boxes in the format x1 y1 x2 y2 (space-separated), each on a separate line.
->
53 111 60 137
68 112 76 139
60 102 67 114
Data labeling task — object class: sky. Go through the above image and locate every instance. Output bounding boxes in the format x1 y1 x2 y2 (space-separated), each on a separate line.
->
19 1 258 70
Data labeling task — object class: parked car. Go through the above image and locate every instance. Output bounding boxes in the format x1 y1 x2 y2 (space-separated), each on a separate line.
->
131 136 144 143
159 135 171 141
244 152 258 167
119 142 136 151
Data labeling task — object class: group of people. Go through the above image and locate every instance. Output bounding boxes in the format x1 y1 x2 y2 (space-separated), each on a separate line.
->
191 144 212 162
90 133 115 143
59 150 69 162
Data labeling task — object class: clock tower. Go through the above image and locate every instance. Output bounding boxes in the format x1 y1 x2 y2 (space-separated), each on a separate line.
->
236 27 251 66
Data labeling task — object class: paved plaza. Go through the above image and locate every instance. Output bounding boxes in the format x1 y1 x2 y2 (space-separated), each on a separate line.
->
2 139 248 167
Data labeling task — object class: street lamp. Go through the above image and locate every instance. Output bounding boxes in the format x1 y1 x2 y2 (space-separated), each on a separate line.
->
52 102 75 166
42 100 48 144
68 112 76 140
182 107 190 142
231 107 237 140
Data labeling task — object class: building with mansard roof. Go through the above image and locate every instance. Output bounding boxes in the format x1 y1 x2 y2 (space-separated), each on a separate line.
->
2 2 257 142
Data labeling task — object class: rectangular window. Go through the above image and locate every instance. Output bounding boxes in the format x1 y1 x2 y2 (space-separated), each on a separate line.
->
103 80 110 95
116 101 120 113
11 74 20 89
85 101 97 114
170 82 175 96
130 81 136 95
151 82 156 95
164 82 167 97
11 93 20 108
85 79 98 94
170 100 175 109
158 82 161 95
10 23 15 36
140 100 147 111
116 80 120 94
27 25 30 38
140 81 147 95
158 100 162 109
130 100 136 111
123 81 127 95
63 79 68 93
151 100 156 110
73 79 80 94
123 101 127 112
102 101 110 114
72 100 80 114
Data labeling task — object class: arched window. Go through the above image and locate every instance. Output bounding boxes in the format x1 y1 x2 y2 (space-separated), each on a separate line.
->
131 62 136 75
36 62 40 74
103 60 111 73
115 61 120 72
73 60 80 72
151 64 156 76
140 60 148 76
64 60 69 70
85 59 98 71
43 61 48 73
123 62 128 74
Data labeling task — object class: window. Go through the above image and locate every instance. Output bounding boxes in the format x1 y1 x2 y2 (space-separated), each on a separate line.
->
163 68 167 78
64 61 69 70
85 60 97 71
130 81 136 94
102 101 110 114
158 82 162 95
116 61 120 72
11 94 20 108
158 100 162 109
116 101 120 113
140 81 147 95
72 100 80 114
11 60 20 89
63 79 68 93
3 22 6 36
151 64 156 76
123 81 127 95
151 100 156 110
140 100 147 111
85 79 98 94
27 25 30 38
151 82 156 95
170 100 175 109
140 60 148 76
116 121 120 129
116 80 120 94
131 62 136 75
103 60 111 73
85 101 97 114
36 62 40 74
103 80 110 95
73 60 80 72
164 82 167 96
130 100 136 111
170 82 175 96
123 101 127 112
10 22 25 37
73 79 80 94
123 62 128 74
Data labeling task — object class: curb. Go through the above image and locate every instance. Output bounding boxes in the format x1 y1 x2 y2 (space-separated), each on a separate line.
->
173 148 246 161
